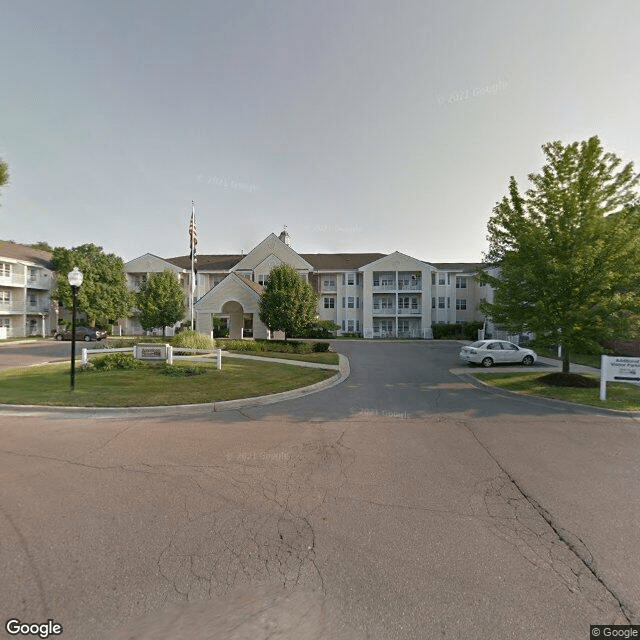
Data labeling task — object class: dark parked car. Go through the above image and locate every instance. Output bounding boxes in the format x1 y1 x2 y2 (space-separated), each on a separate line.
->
54 326 107 342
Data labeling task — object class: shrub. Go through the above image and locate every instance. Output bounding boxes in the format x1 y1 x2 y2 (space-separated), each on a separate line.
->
160 363 207 377
172 329 216 350
312 342 330 352
432 322 483 340
211 317 230 338
92 353 144 371
293 320 340 338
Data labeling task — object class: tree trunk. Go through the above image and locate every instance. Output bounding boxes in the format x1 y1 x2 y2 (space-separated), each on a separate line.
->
562 349 570 373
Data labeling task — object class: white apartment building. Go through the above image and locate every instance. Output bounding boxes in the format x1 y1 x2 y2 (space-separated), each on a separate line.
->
0 240 55 339
124 232 492 339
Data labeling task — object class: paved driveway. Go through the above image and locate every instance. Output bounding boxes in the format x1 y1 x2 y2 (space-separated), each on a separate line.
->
0 341 638 639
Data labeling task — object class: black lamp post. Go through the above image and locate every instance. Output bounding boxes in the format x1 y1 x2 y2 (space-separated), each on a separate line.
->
68 267 83 391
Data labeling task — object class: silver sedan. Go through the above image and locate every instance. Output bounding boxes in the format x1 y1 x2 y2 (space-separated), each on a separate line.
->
459 339 537 368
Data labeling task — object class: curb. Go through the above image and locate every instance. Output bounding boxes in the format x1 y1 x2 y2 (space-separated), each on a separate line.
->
452 370 640 420
0 354 350 418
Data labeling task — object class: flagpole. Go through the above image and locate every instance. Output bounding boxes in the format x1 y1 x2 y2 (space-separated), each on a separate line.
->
190 201 196 330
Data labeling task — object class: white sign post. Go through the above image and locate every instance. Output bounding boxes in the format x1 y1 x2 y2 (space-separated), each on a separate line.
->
600 356 640 400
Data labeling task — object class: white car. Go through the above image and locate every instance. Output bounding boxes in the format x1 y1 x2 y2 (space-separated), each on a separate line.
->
459 340 537 368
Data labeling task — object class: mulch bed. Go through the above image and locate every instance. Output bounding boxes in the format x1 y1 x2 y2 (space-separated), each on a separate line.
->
537 372 599 388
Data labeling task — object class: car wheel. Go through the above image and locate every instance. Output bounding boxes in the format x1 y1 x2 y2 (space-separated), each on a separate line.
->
84 335 91 342
522 355 534 366
481 357 494 368
55 334 63 341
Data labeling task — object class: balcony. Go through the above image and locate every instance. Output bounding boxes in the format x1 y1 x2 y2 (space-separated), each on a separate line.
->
397 307 421 315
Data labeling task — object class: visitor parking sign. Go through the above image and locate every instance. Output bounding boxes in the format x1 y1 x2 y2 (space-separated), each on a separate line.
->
600 356 640 400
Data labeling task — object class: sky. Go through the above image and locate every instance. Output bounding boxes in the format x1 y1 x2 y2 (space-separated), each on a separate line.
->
1 0 639 264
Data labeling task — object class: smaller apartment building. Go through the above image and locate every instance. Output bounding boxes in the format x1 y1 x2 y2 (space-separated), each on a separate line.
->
0 240 55 339
123 232 493 338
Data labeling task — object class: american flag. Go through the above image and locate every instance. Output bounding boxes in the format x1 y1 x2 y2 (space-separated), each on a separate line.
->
189 202 197 262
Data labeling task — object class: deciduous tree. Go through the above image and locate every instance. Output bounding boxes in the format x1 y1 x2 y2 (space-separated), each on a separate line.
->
136 270 186 336
259 264 318 340
52 244 134 327
479 136 640 373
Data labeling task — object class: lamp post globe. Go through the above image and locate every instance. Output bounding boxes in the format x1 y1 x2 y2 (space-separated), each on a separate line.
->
68 267 83 288
68 267 83 391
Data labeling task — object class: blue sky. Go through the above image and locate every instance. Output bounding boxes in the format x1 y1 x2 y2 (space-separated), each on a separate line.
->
1 0 638 263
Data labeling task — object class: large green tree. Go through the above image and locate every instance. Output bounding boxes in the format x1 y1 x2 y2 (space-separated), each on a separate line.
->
136 270 186 336
0 159 8 204
259 264 318 339
0 159 8 189
52 244 134 327
479 136 640 372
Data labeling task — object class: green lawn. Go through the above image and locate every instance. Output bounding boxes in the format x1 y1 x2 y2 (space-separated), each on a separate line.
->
474 371 640 411
0 359 334 407
225 350 339 365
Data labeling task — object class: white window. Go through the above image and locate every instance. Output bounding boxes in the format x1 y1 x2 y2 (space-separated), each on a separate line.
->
0 291 10 304
347 272 355 285
381 273 394 287
257 274 269 286
324 297 335 309
28 293 37 307
438 297 445 309
347 296 354 308
347 320 354 332
411 297 418 309
456 277 467 289
323 278 335 288
438 273 446 285
398 319 410 333
479 281 486 287
0 263 11 278
28 267 38 282
456 299 467 310
1 318 10 328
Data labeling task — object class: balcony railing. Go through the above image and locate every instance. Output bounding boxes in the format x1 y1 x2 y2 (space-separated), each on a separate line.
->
0 304 49 314
372 307 395 315
397 307 421 315
0 275 26 287
398 282 422 291
372 284 396 292
397 330 422 338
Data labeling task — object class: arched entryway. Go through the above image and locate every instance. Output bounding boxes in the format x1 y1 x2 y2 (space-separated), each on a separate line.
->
221 300 254 339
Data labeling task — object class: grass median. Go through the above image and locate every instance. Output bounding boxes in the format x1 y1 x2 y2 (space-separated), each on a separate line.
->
0 358 335 407
225 350 339 365
473 371 640 411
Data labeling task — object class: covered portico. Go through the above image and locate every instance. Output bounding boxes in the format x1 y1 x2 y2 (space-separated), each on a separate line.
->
194 272 271 339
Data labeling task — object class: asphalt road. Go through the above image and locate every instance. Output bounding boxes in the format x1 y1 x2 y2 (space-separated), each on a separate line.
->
1 340 638 639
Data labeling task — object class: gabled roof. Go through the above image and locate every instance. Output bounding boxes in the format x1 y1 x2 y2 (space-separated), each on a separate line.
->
234 273 265 296
430 262 486 272
300 253 387 270
0 240 53 268
166 254 243 271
